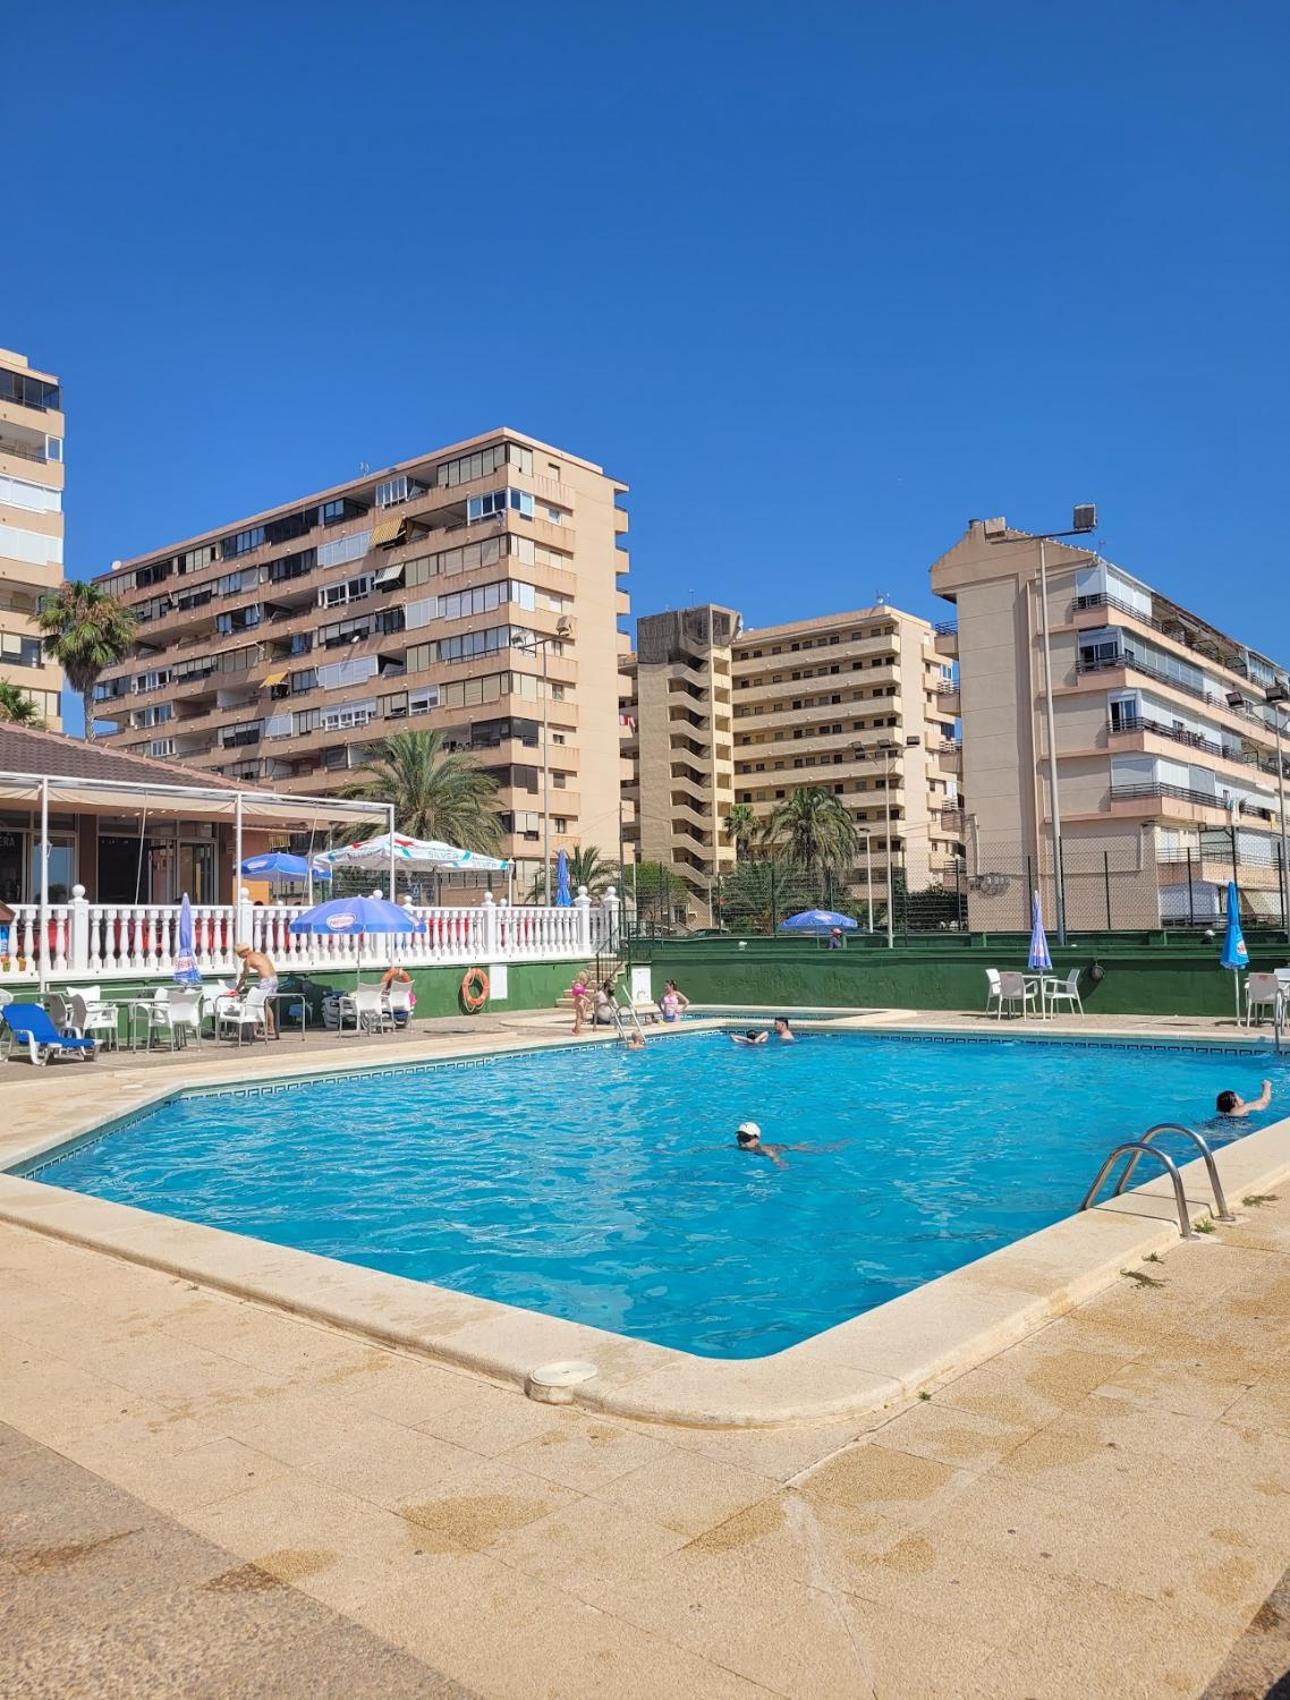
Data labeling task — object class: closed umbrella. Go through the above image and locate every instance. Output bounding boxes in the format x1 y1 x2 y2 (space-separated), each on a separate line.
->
554 849 572 908
1220 879 1249 1023
173 893 202 987
1027 892 1052 973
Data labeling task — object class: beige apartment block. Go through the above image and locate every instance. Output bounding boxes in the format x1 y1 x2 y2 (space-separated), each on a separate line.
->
626 601 962 920
92 430 630 894
931 519 1290 929
624 605 740 911
0 348 65 731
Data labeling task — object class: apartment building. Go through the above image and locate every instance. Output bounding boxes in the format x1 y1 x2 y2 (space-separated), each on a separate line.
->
0 348 65 728
93 430 630 892
931 519 1290 927
625 600 962 918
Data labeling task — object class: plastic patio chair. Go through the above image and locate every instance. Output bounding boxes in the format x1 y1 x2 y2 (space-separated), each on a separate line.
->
384 982 414 1027
341 983 393 1035
2 1003 98 1066
148 988 204 1049
215 986 269 1045
1244 972 1280 1027
984 968 1004 1016
1044 968 1084 1017
70 992 119 1051
997 971 1037 1020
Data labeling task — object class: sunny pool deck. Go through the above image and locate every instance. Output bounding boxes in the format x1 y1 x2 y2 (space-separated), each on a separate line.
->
5 1148 1290 1696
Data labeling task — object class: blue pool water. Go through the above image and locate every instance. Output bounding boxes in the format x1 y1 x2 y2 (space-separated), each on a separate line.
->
26 1032 1287 1358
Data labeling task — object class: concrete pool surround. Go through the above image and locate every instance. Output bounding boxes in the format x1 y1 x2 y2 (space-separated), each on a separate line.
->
4 1013 1289 1431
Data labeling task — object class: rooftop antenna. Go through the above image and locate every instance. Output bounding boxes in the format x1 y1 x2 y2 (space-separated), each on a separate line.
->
358 461 371 475
875 589 890 605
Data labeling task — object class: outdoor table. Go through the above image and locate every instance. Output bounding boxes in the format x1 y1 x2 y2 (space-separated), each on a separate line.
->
1021 973 1058 1019
265 989 309 1044
107 996 169 1052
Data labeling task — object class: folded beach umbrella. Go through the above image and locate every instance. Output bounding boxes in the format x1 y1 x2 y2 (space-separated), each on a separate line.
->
1027 891 1052 974
1220 879 1249 1022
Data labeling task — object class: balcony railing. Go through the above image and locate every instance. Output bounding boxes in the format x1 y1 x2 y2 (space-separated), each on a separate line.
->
1108 713 1288 778
0 889 621 983
1110 781 1277 822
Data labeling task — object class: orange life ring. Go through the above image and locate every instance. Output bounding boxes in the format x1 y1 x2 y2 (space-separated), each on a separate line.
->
461 965 490 1011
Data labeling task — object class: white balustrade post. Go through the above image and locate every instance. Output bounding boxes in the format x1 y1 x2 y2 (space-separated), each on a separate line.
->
602 886 620 956
236 885 254 949
481 891 499 961
574 885 592 957
70 885 90 974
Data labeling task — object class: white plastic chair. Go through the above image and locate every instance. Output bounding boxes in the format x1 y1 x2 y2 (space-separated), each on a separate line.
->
997 971 1038 1019
1244 972 1280 1027
48 993 79 1037
384 982 414 1026
70 992 119 1051
149 988 203 1049
340 983 392 1035
984 968 1004 1016
1044 969 1084 1017
216 986 269 1044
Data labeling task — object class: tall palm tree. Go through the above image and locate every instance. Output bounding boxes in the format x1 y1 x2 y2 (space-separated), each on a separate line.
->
723 802 758 861
36 582 136 742
342 729 503 853
763 785 859 878
0 681 43 727
529 844 619 901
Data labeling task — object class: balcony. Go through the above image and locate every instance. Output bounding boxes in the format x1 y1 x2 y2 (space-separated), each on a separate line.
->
1107 713 1286 780
934 619 958 657
1110 781 1278 824
936 684 960 715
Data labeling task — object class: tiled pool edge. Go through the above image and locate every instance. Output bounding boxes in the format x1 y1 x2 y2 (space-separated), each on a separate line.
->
4 1024 1289 1429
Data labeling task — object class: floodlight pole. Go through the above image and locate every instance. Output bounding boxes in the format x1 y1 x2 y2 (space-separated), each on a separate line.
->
987 509 1099 947
388 803 396 901
38 776 49 997
1265 686 1290 942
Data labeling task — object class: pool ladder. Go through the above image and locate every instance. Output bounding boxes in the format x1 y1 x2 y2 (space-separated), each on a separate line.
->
608 985 649 1045
1079 1122 1236 1241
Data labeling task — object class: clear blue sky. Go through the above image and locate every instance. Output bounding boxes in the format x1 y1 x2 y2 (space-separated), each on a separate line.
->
9 0 1290 704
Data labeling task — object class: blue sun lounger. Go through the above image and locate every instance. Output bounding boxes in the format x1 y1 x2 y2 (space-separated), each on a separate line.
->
2 1003 99 1066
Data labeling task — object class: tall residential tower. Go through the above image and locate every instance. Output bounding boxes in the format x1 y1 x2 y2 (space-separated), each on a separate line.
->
0 348 65 728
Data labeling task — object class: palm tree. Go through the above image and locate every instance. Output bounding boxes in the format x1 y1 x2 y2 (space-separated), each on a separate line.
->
629 860 686 930
341 729 503 853
719 854 813 933
0 681 43 728
36 582 136 742
723 802 758 861
763 786 859 879
528 844 619 901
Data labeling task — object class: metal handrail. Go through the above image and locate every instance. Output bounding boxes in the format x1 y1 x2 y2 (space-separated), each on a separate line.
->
1113 1123 1235 1222
1080 1142 1195 1239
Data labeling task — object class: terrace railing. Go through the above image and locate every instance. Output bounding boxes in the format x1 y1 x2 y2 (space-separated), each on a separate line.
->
0 886 620 983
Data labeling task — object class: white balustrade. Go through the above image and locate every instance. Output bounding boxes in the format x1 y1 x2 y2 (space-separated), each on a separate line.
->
0 889 621 982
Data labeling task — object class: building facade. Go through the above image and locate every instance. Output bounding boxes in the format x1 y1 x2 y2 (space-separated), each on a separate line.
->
624 600 962 921
0 348 65 729
931 519 1290 928
92 430 630 893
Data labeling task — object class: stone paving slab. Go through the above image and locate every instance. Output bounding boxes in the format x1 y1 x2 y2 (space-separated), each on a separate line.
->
0 1419 473 1700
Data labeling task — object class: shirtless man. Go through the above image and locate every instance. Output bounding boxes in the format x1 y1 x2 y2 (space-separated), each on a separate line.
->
1215 1080 1273 1119
233 945 278 1036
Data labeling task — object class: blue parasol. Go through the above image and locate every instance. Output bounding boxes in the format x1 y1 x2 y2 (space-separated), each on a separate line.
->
778 909 859 933
241 852 332 881
173 893 202 986
554 849 572 908
288 896 422 936
1027 891 1052 973
1220 879 1248 1022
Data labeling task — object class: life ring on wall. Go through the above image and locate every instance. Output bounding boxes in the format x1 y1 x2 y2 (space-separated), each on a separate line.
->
461 966 490 1011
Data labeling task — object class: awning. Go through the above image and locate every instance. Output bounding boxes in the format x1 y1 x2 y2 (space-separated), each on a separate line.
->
260 670 288 688
373 564 405 589
368 515 406 548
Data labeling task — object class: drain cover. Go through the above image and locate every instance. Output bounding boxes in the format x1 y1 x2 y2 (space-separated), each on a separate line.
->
526 1360 599 1403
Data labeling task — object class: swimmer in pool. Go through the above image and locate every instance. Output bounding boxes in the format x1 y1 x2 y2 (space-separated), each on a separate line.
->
730 1029 768 1048
773 1016 794 1042
624 1030 646 1051
734 1121 829 1169
1215 1080 1273 1119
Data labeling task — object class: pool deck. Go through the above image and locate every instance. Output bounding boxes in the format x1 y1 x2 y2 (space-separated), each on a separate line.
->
5 1007 1290 1695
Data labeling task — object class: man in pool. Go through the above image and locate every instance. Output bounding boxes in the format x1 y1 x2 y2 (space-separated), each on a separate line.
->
1215 1080 1273 1118
734 1121 827 1168
730 1028 768 1047
774 1016 794 1042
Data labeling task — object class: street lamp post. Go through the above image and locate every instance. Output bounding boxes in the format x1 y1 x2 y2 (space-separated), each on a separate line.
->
1265 684 1290 941
515 615 573 904
855 831 874 933
985 505 1098 947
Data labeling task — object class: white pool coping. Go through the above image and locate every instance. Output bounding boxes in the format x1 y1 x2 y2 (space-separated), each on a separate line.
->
4 1018 1289 1429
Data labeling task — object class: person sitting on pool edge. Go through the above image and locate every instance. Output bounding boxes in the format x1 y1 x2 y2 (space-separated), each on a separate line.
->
1216 1080 1273 1118
730 1028 768 1047
774 1016 794 1042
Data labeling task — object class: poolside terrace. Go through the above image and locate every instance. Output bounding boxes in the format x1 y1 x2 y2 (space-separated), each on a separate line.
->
3 1005 1290 1696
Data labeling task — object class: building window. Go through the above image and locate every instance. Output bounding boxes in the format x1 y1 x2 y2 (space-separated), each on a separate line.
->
467 488 535 524
222 525 266 559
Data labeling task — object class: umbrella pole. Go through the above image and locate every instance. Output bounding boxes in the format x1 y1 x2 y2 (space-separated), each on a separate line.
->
1234 970 1241 1026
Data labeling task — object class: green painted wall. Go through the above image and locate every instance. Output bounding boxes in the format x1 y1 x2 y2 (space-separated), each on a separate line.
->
43 959 579 1025
629 936 1290 1018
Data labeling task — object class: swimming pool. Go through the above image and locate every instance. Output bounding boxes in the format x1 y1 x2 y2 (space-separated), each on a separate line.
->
25 1031 1286 1358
